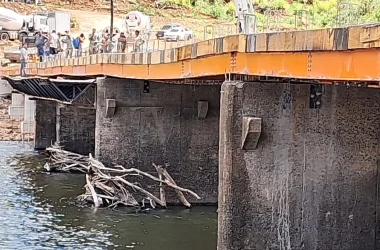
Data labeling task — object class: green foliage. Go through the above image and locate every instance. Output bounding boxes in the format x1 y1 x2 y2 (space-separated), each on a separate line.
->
161 0 380 29
133 0 380 28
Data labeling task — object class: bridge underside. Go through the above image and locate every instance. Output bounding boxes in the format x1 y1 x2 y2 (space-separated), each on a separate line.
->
5 77 96 105
4 75 380 249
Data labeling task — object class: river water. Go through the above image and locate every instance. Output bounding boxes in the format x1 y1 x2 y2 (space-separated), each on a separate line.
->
0 141 217 250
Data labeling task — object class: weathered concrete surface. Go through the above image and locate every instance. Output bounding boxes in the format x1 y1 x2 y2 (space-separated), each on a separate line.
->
34 100 96 154
34 100 56 149
95 77 220 204
218 81 380 250
59 106 96 155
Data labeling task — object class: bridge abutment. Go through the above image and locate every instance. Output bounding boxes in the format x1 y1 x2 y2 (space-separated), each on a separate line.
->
218 81 380 250
34 100 96 155
95 77 220 204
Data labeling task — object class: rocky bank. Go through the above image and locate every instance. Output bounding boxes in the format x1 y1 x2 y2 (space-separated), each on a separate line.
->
0 98 33 141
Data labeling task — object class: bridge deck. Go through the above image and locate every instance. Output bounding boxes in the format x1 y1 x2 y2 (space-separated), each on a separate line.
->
1 24 380 85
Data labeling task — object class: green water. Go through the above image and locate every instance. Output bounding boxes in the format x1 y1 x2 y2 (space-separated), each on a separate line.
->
0 141 217 250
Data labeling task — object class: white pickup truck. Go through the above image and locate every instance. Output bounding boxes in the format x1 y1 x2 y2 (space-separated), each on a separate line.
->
163 27 193 41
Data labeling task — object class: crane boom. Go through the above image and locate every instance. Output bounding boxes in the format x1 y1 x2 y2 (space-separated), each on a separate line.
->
234 0 257 34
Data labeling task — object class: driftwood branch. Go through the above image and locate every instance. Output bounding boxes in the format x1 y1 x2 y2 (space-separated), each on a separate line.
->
45 144 201 210
161 166 191 208
86 173 100 208
154 164 167 207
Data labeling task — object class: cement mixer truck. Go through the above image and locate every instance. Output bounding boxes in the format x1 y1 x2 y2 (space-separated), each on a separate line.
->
123 11 151 37
0 7 49 42
123 11 151 52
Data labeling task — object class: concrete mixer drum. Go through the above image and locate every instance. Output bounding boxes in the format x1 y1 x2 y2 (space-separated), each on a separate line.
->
123 11 151 36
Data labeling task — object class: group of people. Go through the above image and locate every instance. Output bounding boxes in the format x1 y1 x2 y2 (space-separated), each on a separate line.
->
20 30 83 77
34 27 145 60
88 28 145 54
19 27 146 77
35 30 85 62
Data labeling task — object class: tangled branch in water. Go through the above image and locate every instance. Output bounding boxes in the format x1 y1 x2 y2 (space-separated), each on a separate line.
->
44 144 200 209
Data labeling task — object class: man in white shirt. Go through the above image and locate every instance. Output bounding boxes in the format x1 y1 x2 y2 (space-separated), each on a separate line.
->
49 30 59 55
20 43 28 77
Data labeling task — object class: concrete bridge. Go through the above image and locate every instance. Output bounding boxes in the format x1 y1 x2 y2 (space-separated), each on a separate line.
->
2 23 380 249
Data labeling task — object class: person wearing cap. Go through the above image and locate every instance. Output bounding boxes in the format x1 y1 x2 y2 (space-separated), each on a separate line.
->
61 30 73 58
89 28 100 55
35 30 47 62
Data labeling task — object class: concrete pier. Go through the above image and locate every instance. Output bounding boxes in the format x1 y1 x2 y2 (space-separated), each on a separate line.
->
95 77 220 203
35 100 96 155
218 81 380 250
7 22 380 249
31 77 380 248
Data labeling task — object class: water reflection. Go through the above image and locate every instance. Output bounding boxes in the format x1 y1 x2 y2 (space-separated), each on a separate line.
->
0 141 217 249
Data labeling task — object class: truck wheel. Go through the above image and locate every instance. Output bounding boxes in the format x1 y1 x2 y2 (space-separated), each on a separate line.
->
0 33 10 41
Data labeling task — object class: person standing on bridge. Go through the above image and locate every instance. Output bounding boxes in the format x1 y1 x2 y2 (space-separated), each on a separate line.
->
89 28 100 55
134 30 144 52
61 30 73 58
35 31 47 62
19 43 28 77
117 32 127 53
75 33 85 57
49 30 59 56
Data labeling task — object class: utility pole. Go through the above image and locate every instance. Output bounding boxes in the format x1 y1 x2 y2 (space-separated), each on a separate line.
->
109 0 114 53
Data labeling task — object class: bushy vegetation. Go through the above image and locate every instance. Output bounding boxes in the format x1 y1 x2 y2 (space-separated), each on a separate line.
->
145 0 380 30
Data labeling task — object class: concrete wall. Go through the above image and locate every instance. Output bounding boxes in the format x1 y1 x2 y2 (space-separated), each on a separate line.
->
34 100 95 154
95 77 220 204
11 93 24 106
24 95 36 122
59 106 96 155
8 93 25 121
34 100 56 149
218 81 380 250
0 80 12 97
20 95 36 135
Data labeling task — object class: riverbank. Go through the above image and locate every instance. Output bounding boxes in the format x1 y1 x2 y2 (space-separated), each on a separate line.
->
0 98 33 141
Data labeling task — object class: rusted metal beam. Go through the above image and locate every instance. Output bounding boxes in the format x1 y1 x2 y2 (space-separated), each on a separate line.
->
2 50 378 84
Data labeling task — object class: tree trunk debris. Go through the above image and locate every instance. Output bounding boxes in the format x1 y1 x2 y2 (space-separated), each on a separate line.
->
44 144 200 209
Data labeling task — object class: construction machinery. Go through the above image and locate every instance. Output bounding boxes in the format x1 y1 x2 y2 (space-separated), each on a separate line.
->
122 11 151 52
123 11 151 37
233 0 257 34
0 7 49 41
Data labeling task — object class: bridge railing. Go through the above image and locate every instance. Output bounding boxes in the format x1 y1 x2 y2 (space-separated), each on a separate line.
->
20 7 376 67
30 22 243 64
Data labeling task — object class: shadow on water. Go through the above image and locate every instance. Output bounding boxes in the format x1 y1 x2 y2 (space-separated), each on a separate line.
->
0 141 217 250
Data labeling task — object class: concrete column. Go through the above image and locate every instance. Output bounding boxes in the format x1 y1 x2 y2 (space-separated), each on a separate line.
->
20 95 36 135
218 81 380 250
95 77 220 204
8 93 25 120
34 100 56 149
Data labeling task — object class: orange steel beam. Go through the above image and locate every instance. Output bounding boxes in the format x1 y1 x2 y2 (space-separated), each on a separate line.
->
1 49 380 84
